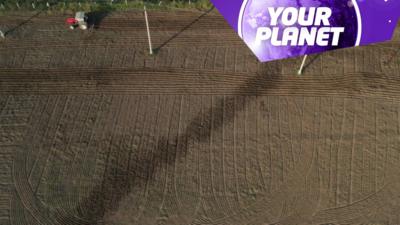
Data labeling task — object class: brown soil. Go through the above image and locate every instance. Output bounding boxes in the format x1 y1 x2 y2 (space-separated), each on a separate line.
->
0 9 400 225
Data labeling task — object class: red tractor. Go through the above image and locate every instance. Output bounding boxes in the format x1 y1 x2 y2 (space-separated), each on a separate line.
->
66 12 88 30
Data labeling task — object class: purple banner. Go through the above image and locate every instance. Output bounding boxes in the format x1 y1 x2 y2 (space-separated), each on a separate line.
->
211 0 400 62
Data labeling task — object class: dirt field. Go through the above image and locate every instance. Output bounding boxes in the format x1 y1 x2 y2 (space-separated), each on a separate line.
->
0 9 400 225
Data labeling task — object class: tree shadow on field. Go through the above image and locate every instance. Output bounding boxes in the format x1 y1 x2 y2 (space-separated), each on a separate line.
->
153 6 215 54
56 63 281 225
87 10 110 29
301 53 321 73
4 9 44 37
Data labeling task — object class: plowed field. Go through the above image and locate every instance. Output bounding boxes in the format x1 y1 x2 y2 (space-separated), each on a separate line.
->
0 9 400 225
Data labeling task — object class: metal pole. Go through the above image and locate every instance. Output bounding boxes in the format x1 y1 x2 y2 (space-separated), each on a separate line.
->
144 6 153 55
297 54 308 75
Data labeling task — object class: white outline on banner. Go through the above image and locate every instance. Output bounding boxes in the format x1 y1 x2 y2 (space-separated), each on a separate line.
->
238 0 249 38
238 0 362 46
351 0 362 46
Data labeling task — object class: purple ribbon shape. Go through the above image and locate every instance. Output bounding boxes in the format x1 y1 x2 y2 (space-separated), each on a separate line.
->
211 0 400 62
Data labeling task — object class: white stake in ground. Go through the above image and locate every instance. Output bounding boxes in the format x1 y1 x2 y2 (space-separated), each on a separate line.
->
0 30 5 39
297 54 308 75
144 6 153 55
